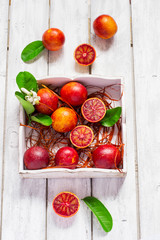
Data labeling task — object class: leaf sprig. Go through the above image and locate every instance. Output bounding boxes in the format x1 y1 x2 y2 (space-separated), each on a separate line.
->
101 107 122 127
82 196 113 233
21 41 45 62
15 71 52 126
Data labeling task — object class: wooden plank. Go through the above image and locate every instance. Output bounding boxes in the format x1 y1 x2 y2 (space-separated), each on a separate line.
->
0 0 9 234
132 1 160 239
47 0 91 239
91 0 138 239
1 1 49 239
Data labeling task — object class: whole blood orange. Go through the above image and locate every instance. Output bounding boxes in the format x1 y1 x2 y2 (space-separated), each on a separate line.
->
42 28 65 51
52 192 80 217
70 125 94 148
55 147 79 169
81 97 106 123
51 107 78 133
24 146 49 170
92 144 121 169
74 44 96 66
93 15 117 39
35 88 58 115
60 82 88 106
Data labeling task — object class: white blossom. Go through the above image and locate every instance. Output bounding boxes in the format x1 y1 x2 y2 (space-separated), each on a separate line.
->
21 88 40 105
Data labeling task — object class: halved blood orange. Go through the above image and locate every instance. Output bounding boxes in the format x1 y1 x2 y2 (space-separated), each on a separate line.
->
70 125 94 148
74 44 96 66
81 97 106 122
52 192 80 217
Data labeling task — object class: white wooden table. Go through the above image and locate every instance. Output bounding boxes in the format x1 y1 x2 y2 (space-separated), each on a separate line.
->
0 0 160 239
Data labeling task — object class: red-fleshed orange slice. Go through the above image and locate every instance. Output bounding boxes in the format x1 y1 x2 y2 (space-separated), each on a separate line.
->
52 192 80 217
70 125 94 148
74 44 96 66
81 97 106 122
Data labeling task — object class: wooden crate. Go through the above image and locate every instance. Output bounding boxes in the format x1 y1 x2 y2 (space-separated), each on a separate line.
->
19 75 127 178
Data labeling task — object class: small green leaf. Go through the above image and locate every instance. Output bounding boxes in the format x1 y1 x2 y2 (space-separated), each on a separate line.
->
15 91 25 99
100 107 122 127
21 40 45 62
31 114 52 126
15 91 35 115
16 71 38 92
82 196 113 233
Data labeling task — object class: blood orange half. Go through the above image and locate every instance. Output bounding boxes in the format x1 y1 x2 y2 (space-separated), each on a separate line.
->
81 97 106 123
70 125 94 148
74 44 96 66
52 192 80 217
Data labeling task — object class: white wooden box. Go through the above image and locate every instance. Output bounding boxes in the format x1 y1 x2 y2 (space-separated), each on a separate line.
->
19 75 127 178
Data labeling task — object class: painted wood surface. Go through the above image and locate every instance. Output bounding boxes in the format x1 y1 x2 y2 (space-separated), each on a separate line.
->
1 1 48 239
0 0 9 234
91 0 138 239
132 0 160 239
47 1 91 239
0 0 159 239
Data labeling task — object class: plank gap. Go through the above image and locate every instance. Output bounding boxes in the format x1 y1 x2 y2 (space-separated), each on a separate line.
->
129 3 141 240
0 2 11 239
45 179 48 240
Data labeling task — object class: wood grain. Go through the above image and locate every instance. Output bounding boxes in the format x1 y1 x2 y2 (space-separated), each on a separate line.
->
91 0 138 239
1 1 48 239
47 0 91 239
0 0 9 234
132 0 160 239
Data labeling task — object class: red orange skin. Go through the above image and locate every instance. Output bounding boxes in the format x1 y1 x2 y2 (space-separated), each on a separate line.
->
55 147 79 169
51 107 78 133
52 192 80 217
42 28 65 51
35 88 58 115
92 144 121 169
60 82 88 106
24 146 49 170
93 15 117 39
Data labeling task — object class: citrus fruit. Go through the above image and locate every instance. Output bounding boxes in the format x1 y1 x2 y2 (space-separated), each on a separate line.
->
74 44 96 66
81 97 106 123
24 146 49 170
42 28 65 51
70 125 94 148
52 192 80 217
92 144 121 169
60 82 88 106
55 147 79 169
51 107 78 133
93 15 117 39
35 88 58 115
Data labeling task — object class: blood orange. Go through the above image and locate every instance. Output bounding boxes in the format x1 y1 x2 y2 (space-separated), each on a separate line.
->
60 82 88 106
81 97 106 122
74 44 96 66
55 147 79 169
93 15 118 39
42 28 65 51
51 107 78 133
70 125 94 148
52 192 80 217
92 144 121 169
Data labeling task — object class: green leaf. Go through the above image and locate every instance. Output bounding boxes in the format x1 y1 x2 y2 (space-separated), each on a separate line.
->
100 107 122 127
31 114 52 126
21 40 45 62
82 196 113 233
16 71 38 92
15 91 25 99
15 91 35 115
